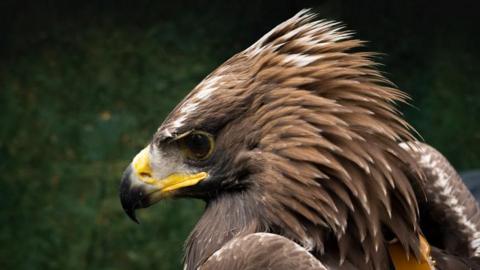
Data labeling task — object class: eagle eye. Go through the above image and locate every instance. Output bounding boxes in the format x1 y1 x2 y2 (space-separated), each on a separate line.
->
177 131 214 161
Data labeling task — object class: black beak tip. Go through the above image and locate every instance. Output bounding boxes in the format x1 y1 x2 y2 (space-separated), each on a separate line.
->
119 166 142 224
124 207 140 224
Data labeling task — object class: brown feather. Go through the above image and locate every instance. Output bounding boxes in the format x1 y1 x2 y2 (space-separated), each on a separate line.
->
155 10 430 270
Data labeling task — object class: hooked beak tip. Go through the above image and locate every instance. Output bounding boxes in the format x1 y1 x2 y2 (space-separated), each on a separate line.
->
124 207 140 224
119 165 143 224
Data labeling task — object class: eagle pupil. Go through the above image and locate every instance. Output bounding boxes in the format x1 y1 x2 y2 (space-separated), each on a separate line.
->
186 133 210 159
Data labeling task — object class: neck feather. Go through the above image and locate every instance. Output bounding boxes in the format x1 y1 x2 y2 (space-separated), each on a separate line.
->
184 191 264 270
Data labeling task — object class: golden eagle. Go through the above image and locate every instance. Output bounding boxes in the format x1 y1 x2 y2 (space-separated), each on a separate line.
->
119 10 480 270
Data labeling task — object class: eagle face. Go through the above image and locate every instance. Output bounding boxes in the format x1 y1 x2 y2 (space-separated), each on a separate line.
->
119 128 238 221
120 50 270 222
120 76 263 221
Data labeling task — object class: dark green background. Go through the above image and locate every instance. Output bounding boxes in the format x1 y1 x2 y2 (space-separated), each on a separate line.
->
1 1 479 269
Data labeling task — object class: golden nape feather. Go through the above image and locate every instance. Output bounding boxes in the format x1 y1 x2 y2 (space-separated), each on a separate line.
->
120 9 480 270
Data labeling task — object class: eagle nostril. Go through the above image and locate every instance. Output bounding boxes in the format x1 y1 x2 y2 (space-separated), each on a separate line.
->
139 172 152 178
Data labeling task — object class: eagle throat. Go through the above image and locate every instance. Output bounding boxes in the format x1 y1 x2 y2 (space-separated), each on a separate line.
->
184 191 266 270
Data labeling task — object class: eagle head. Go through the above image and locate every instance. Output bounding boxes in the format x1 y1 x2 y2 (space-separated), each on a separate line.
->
120 10 424 269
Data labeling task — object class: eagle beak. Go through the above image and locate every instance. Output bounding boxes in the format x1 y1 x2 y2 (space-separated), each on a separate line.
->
119 146 208 223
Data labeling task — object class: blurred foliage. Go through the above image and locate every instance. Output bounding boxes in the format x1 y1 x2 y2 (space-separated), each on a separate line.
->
0 1 479 269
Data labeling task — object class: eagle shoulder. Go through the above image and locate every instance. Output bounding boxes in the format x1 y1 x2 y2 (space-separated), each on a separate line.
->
199 233 328 270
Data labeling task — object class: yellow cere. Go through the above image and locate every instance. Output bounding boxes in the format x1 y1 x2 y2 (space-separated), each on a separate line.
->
132 146 208 192
132 147 153 178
